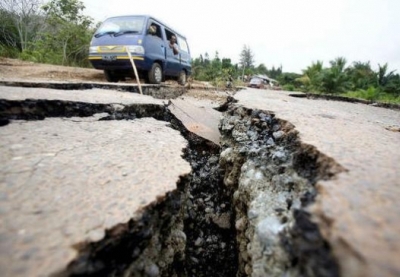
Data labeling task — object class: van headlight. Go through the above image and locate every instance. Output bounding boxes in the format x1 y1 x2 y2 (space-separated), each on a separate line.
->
89 46 98 53
127 45 145 55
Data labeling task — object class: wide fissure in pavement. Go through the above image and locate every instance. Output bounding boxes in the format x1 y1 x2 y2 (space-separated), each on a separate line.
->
1 98 344 276
218 105 345 277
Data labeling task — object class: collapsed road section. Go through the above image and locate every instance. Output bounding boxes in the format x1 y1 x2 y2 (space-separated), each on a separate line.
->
218 105 345 277
0 91 347 277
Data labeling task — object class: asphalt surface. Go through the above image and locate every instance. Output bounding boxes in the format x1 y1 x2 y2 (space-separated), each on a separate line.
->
235 88 400 277
0 116 192 277
0 86 211 276
0 84 399 276
169 98 221 145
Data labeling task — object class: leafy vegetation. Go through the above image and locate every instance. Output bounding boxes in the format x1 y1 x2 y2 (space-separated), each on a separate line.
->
0 0 398 103
0 0 95 67
341 87 400 104
290 58 399 103
191 45 283 87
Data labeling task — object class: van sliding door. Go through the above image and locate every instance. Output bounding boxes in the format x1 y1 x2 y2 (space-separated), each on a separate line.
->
164 29 181 77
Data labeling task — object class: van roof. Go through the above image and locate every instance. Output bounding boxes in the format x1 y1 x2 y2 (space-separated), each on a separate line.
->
104 14 187 40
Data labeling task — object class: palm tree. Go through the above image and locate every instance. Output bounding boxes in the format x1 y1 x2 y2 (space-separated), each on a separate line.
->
377 63 400 97
320 57 351 94
377 63 396 87
330 57 347 72
299 60 324 92
346 61 377 90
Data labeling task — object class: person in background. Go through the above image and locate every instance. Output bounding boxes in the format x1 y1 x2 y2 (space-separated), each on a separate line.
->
148 24 157 35
169 35 179 55
226 74 233 88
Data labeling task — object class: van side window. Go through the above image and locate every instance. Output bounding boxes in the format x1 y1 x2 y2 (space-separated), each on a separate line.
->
147 22 162 39
177 36 189 53
165 29 178 47
165 29 180 55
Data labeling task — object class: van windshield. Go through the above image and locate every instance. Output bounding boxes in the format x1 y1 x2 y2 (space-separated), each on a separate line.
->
95 16 145 38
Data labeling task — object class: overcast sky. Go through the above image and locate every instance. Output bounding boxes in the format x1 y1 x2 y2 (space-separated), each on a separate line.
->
82 0 400 74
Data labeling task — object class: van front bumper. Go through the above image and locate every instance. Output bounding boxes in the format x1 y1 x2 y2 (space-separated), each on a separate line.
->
88 55 148 70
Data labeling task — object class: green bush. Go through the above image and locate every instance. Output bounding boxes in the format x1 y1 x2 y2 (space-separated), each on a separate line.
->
343 87 380 101
0 45 20 58
378 94 400 104
341 87 400 104
19 50 40 62
211 77 226 88
362 87 380 100
283 84 295 91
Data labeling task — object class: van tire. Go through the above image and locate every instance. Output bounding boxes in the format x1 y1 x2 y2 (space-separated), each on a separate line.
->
104 70 119 83
178 70 187 85
148 63 162 84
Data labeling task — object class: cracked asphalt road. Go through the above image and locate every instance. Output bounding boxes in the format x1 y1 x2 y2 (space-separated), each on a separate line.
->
0 84 223 277
235 88 400 277
0 115 191 277
0 83 399 277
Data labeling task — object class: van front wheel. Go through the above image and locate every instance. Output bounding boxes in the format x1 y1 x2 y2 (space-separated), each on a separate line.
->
148 63 162 84
104 70 119 83
178 70 187 85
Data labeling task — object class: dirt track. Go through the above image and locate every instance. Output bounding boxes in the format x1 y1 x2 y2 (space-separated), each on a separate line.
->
0 57 105 82
0 57 232 104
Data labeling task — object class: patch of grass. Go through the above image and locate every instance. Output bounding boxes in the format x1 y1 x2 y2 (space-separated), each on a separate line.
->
283 84 295 91
341 87 400 104
377 94 400 104
0 45 20 58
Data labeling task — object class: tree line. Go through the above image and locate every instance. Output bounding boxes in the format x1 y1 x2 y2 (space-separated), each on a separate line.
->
193 47 399 103
280 58 400 99
0 0 94 67
191 45 283 83
1 0 398 102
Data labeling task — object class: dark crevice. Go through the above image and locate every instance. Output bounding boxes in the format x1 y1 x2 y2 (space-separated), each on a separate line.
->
0 99 172 123
53 118 238 277
284 210 340 277
214 96 238 112
2 97 346 276
0 118 9 126
181 142 237 276
0 99 113 121
219 105 345 277
7 98 239 277
56 188 184 277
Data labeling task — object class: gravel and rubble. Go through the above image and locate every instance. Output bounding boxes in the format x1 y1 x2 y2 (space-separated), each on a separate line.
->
219 106 344 277
234 89 400 277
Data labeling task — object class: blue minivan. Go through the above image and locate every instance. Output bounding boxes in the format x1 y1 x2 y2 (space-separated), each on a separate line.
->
88 15 191 84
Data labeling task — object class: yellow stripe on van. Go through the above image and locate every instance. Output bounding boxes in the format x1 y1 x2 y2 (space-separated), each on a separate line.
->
117 56 144 60
98 46 126 52
88 56 144 61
